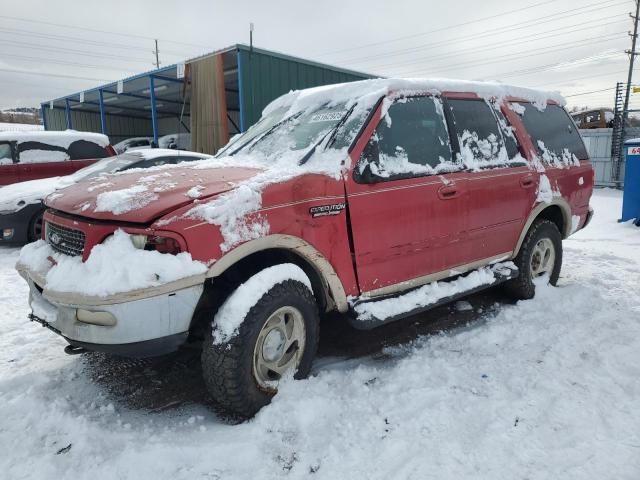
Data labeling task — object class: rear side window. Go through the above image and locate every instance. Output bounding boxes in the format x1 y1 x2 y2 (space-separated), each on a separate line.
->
446 98 519 169
355 96 455 182
0 142 14 165
515 103 587 162
67 140 109 160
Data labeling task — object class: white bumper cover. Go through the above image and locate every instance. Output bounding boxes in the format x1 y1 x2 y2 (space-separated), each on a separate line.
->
25 276 204 346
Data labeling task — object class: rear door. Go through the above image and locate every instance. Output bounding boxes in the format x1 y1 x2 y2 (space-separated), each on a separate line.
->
444 96 535 261
17 139 107 181
0 141 19 186
345 95 472 295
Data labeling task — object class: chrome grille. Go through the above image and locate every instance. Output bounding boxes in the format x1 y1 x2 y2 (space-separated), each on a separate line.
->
45 221 86 257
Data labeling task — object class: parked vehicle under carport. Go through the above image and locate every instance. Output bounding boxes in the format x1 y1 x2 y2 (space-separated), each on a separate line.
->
0 149 211 244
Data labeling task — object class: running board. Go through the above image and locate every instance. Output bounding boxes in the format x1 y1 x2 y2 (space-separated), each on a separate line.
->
347 263 519 330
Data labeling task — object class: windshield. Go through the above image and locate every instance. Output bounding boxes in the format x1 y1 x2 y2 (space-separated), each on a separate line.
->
68 154 147 182
218 102 367 161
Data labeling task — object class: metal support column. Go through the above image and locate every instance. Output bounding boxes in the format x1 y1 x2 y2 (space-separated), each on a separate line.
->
65 98 72 129
149 76 159 145
98 89 107 135
236 49 245 132
40 104 47 130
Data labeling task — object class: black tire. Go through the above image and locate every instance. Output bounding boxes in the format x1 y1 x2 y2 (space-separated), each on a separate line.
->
201 278 320 419
27 209 45 242
505 219 563 300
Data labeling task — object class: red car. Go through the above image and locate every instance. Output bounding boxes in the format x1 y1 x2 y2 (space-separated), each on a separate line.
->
0 131 115 186
18 79 594 418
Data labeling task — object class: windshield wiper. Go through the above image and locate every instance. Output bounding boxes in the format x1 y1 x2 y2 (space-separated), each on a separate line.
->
228 112 301 156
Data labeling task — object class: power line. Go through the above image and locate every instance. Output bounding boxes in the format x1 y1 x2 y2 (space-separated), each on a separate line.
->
0 39 151 63
564 87 617 97
396 33 625 77
0 14 213 50
0 26 193 57
0 52 141 72
354 16 626 72
0 67 112 82
315 0 560 57
338 0 627 66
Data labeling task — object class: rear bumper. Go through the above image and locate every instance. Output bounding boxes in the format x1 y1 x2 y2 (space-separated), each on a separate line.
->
23 274 204 358
0 204 41 244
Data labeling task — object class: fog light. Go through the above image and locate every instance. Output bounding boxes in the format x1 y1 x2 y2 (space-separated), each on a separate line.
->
76 309 116 326
2 228 14 240
130 234 147 249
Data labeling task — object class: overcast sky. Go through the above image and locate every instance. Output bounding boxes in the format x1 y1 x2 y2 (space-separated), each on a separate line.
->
0 0 635 111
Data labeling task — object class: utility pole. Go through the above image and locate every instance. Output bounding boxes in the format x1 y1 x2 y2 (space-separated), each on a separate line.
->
249 22 254 53
623 1 640 128
153 39 161 69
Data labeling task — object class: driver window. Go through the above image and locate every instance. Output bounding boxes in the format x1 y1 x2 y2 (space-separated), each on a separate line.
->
354 96 456 183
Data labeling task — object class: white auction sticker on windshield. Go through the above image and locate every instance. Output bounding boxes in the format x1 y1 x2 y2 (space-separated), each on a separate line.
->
308 111 346 123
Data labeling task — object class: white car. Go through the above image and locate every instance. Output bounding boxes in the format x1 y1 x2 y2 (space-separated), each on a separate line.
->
113 137 152 154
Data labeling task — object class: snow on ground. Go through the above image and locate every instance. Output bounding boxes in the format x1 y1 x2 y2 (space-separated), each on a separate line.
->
1 189 639 479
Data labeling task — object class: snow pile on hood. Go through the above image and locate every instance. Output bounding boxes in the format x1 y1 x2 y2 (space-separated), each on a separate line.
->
212 263 311 344
17 230 207 296
94 172 177 215
354 262 515 321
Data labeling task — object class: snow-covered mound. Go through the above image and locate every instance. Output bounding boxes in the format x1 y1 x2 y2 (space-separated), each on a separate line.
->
17 230 207 297
0 190 639 479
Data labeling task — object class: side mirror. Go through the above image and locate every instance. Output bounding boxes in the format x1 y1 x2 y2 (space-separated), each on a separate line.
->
355 138 382 184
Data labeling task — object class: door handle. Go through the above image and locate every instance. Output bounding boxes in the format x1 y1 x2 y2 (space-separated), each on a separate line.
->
437 185 460 200
520 175 535 188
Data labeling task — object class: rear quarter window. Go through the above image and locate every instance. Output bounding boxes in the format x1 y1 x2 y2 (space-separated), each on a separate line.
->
515 102 588 164
67 140 109 160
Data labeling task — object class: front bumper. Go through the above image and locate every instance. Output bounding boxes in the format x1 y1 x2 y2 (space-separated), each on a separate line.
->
0 203 42 244
23 274 204 357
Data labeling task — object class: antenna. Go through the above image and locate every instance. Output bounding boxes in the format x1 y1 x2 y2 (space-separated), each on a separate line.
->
250 22 254 53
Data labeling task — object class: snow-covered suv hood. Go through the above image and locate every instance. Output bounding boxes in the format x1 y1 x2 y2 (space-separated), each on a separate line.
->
45 165 262 224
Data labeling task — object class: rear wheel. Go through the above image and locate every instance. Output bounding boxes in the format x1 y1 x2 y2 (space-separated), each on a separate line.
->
505 219 562 300
201 277 320 419
27 210 44 242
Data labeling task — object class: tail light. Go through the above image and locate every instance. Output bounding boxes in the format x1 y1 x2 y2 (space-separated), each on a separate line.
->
106 144 117 156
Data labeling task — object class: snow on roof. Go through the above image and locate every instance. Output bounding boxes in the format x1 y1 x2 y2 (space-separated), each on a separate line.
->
0 130 109 147
264 78 565 117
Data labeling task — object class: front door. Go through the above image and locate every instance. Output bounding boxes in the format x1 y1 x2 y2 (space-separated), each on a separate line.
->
345 95 472 295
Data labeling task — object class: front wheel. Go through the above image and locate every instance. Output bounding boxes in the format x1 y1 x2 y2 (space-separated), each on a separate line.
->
28 209 45 242
201 271 320 419
505 219 562 300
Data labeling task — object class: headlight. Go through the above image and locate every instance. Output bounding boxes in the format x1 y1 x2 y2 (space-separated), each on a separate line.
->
130 234 147 249
129 233 182 254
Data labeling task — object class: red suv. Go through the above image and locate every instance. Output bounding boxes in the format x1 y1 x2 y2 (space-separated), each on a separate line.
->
17 79 594 418
0 131 115 186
